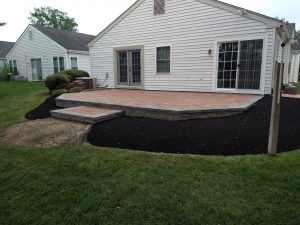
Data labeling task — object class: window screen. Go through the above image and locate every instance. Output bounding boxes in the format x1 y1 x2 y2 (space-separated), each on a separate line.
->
59 57 65 72
53 57 59 73
71 57 78 70
154 0 165 15
157 46 170 73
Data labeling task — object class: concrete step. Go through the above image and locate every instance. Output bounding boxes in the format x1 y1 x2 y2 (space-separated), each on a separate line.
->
51 106 123 124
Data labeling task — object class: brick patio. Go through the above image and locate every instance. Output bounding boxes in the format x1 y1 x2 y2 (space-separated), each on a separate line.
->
55 89 263 120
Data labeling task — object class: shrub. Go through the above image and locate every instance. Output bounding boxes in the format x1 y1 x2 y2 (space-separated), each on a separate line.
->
45 73 72 91
69 87 82 93
61 69 90 80
0 63 10 81
51 89 68 97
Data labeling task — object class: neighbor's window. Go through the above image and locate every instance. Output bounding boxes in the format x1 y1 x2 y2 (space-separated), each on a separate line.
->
59 57 65 71
53 57 59 73
29 29 33 40
70 57 78 70
156 46 170 73
154 0 165 15
53 57 65 73
9 60 17 74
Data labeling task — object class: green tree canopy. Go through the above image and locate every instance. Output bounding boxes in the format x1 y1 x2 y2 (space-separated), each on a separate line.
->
0 22 6 26
29 7 78 31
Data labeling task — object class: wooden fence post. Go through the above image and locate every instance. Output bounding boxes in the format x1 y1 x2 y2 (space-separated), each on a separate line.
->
268 62 284 156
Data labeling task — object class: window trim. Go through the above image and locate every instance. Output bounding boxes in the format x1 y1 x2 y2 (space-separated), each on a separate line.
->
70 57 78 70
155 44 172 75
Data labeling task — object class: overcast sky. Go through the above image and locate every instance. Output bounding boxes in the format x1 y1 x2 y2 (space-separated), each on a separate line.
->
0 0 299 42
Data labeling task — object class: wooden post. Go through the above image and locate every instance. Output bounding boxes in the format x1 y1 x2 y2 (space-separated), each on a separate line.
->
268 62 284 156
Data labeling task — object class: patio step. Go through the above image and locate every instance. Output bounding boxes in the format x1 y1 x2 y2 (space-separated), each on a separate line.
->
51 106 123 124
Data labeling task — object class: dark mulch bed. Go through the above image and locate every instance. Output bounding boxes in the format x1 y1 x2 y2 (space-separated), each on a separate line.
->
25 96 61 120
87 96 300 155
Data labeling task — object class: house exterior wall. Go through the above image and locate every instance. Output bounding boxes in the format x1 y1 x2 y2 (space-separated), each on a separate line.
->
7 26 67 81
90 0 277 94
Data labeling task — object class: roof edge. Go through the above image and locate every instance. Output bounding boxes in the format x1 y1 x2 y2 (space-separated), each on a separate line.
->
198 0 282 28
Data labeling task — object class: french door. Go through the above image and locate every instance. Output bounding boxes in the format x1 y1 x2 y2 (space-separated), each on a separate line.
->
217 39 263 91
117 49 141 87
31 58 43 81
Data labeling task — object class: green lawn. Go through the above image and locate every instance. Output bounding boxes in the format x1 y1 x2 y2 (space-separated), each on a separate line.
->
294 82 300 93
0 82 300 225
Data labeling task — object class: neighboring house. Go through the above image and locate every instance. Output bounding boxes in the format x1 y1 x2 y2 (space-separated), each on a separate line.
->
6 25 95 81
89 0 293 95
282 23 298 84
0 41 15 71
290 34 300 83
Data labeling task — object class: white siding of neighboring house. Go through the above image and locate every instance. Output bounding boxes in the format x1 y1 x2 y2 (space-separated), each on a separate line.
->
282 41 292 84
68 53 91 75
7 26 67 81
90 0 277 94
291 51 300 83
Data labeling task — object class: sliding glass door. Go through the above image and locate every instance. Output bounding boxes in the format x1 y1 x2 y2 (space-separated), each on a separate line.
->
217 39 263 91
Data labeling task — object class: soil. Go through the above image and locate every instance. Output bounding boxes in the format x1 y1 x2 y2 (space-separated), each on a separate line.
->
25 96 61 120
0 118 91 148
87 96 300 156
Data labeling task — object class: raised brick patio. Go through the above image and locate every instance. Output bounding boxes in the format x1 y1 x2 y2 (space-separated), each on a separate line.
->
55 89 263 121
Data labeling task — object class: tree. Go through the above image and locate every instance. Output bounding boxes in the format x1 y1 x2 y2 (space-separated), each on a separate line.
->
0 22 6 26
296 30 300 36
29 7 78 31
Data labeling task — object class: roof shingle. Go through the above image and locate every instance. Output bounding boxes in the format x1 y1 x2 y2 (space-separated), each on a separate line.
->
0 41 15 58
32 25 95 51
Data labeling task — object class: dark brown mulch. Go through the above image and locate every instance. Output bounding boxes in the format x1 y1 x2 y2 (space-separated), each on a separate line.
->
25 97 61 120
87 96 300 156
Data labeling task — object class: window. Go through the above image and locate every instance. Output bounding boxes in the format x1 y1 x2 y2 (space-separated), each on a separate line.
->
70 57 78 70
53 57 65 73
9 60 17 74
53 57 59 73
59 57 65 71
154 0 165 15
156 46 170 73
29 29 33 40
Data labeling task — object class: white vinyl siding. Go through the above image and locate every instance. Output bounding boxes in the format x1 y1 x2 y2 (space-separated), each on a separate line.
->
90 0 276 94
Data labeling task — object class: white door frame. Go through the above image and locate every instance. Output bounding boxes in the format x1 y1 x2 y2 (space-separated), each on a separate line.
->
212 35 269 95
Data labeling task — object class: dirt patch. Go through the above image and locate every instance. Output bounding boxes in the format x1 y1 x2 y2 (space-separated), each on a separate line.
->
0 118 91 148
25 97 61 120
87 96 300 156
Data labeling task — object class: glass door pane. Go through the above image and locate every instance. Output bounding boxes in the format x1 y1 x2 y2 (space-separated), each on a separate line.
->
217 42 239 89
130 50 141 86
117 51 128 85
238 39 263 90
